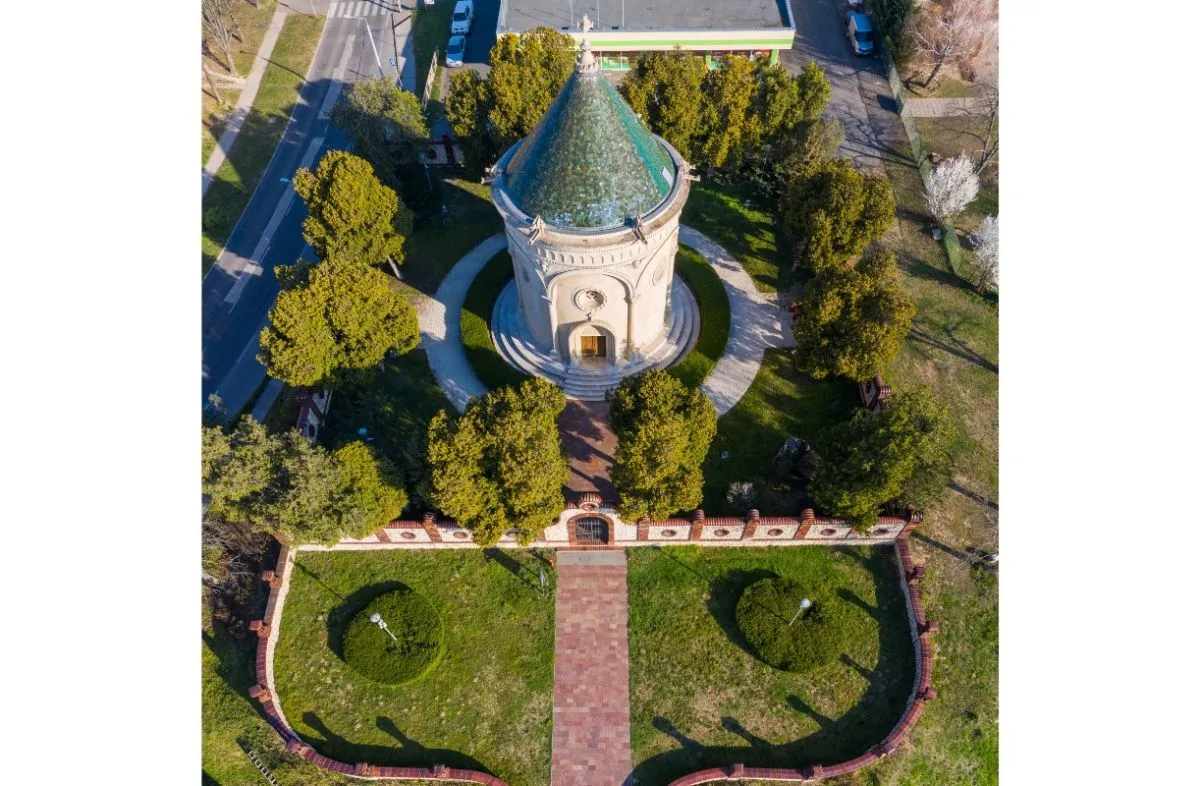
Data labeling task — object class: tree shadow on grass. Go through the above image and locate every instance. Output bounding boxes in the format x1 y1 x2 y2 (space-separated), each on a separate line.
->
294 712 495 775
631 547 915 785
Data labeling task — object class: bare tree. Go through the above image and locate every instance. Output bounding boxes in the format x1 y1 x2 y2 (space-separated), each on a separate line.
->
974 214 998 292
925 153 979 225
912 0 996 88
202 0 241 76
972 79 999 172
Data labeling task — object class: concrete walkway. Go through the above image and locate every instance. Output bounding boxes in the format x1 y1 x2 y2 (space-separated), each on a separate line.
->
202 7 290 196
415 234 503 413
681 226 795 416
903 95 992 117
419 227 792 417
552 551 633 786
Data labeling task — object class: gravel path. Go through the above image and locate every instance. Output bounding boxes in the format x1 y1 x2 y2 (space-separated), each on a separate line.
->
419 227 791 416
416 234 505 413
681 226 795 416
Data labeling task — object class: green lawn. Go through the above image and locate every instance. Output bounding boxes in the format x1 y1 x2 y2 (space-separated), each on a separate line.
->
273 549 556 786
319 348 450 514
403 177 503 296
412 1 455 96
701 350 858 515
668 245 731 390
202 12 327 273
202 1 279 162
461 251 531 391
682 181 785 294
627 545 915 786
203 593 405 786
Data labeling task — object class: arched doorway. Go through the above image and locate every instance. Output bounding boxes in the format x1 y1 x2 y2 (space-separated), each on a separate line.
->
571 516 610 545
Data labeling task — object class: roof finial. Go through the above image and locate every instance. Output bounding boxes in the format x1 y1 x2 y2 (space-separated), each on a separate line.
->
577 14 598 73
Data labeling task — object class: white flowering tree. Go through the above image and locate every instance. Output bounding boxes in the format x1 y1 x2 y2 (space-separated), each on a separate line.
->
975 214 998 292
925 154 980 225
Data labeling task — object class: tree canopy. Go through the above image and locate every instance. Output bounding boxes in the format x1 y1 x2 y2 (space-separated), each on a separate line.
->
620 50 707 160
259 258 420 387
445 27 575 162
425 377 569 546
810 387 961 528
781 157 895 274
202 417 408 546
330 77 429 189
608 369 717 521
792 246 916 381
293 150 413 267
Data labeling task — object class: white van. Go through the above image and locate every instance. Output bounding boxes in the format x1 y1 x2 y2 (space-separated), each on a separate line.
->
451 1 474 36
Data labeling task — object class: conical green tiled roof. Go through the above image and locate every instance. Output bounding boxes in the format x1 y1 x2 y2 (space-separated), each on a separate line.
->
502 67 677 229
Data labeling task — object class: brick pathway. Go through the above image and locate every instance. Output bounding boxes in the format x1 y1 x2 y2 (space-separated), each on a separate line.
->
552 551 632 786
560 400 617 499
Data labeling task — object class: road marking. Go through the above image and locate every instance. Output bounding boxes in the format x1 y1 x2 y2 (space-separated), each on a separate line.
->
331 1 391 18
223 136 325 307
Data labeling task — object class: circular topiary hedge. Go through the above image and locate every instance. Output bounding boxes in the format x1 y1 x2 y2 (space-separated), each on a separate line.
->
735 576 849 673
341 587 445 685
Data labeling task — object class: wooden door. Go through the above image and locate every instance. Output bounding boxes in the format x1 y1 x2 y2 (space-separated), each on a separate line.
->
580 335 606 358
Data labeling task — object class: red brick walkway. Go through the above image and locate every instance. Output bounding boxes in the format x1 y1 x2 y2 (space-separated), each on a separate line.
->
552 551 632 786
559 400 618 499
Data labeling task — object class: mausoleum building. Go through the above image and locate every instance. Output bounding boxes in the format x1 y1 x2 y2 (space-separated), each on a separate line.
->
488 27 698 399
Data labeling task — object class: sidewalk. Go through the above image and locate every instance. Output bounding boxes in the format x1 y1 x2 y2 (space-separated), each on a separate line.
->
202 7 290 196
552 551 633 786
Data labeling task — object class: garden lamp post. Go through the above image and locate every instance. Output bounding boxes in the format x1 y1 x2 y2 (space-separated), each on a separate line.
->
369 612 398 642
789 597 813 626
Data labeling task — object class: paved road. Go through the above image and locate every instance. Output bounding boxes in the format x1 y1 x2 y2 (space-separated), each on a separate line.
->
462 0 500 73
783 0 898 173
202 4 415 417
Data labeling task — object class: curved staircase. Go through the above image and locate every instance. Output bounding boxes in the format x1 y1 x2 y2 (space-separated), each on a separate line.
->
490 275 700 400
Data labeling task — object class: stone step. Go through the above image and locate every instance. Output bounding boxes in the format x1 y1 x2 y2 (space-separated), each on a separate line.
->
490 275 700 401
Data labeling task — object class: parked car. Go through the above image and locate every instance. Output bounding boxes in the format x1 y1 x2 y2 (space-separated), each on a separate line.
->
451 0 474 35
846 11 875 57
445 34 466 67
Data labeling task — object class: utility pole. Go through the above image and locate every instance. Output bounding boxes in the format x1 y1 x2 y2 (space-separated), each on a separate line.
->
390 11 403 86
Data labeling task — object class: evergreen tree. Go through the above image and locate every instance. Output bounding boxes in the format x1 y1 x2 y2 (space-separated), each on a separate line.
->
426 377 569 546
201 419 407 546
781 157 895 274
293 150 413 267
792 246 916 381
259 259 420 387
810 387 962 528
608 369 717 520
695 54 758 171
620 50 707 159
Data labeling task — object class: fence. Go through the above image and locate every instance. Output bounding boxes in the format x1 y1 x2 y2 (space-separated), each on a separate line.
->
421 50 439 108
879 46 968 280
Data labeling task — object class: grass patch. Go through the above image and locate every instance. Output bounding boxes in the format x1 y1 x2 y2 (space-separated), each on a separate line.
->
461 251 530 391
863 87 1000 786
701 349 858 514
203 593 393 785
627 545 915 786
274 549 555 786
201 12 326 273
413 1 454 96
668 245 731 389
403 177 503 295
682 180 784 294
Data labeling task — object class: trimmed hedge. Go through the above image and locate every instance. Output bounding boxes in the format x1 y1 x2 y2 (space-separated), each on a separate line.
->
735 576 849 673
341 586 445 685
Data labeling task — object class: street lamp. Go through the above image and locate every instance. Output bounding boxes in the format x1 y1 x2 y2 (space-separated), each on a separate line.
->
788 597 813 626
369 612 398 641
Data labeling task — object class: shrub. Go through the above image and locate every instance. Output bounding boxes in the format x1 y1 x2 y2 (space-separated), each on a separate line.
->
202 206 230 234
735 576 848 672
341 587 445 685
